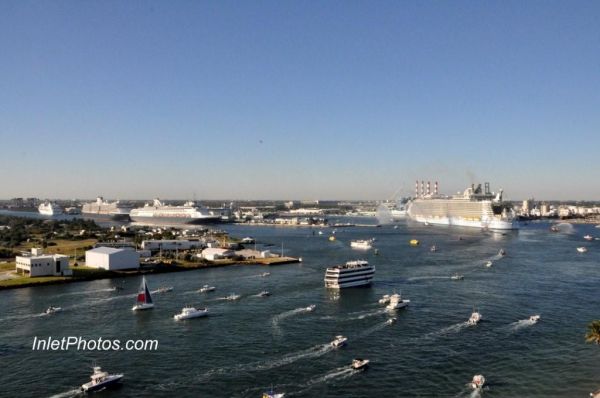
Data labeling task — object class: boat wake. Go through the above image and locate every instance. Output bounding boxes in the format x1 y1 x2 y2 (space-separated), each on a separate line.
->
53 287 120 298
407 276 452 282
353 319 394 340
509 318 538 331
272 307 314 325
345 308 386 321
47 388 81 398
291 366 360 395
422 322 469 340
454 387 483 398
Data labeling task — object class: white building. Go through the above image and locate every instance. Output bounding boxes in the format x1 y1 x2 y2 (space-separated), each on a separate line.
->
199 248 235 261
85 247 140 270
15 248 71 277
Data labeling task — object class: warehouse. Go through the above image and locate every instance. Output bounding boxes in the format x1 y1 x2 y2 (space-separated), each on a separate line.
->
85 247 140 270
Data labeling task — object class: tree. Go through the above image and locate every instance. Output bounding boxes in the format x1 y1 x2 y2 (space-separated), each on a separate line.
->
585 320 600 345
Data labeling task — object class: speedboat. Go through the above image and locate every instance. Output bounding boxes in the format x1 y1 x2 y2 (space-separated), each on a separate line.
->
386 317 397 325
386 293 410 310
155 286 173 293
305 304 316 312
529 315 541 323
468 310 482 325
261 272 271 277
263 389 285 398
258 290 271 297
485 261 493 267
351 358 370 370
430 245 437 252
132 276 155 311
45 306 62 315
331 335 348 348
584 235 594 241
470 374 485 389
577 247 588 253
81 366 123 392
198 285 216 293
451 273 464 280
350 239 373 250
225 293 241 301
174 307 208 320
378 294 391 304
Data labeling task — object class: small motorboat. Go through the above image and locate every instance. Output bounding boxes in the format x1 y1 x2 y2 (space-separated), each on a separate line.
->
257 290 271 297
529 315 541 323
386 317 397 325
329 236 336 241
451 273 464 280
498 249 506 256
305 304 316 312
155 286 173 293
550 225 559 232
430 245 437 252
468 310 482 325
378 294 391 304
174 307 208 320
577 247 588 253
81 366 123 392
261 272 271 277
262 389 285 398
485 261 493 267
386 293 410 310
409 239 420 246
132 276 155 311
470 374 486 389
331 335 348 348
584 235 594 241
225 293 241 301
198 285 216 293
393 225 398 229
45 306 62 315
318 230 323 235
351 358 370 370
350 239 374 250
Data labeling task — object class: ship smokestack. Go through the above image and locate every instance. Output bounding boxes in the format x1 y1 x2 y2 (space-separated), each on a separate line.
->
434 181 438 195
415 180 419 198
427 181 431 195
421 181 425 197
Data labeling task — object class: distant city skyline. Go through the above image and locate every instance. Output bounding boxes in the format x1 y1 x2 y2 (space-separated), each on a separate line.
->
1 1 599 201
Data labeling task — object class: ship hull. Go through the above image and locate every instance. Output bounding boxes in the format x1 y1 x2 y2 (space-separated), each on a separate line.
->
82 212 131 222
129 215 221 225
413 215 518 230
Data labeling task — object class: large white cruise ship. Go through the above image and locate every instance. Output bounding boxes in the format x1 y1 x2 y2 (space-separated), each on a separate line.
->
82 197 131 221
324 260 375 289
407 181 518 230
38 202 63 216
129 199 221 224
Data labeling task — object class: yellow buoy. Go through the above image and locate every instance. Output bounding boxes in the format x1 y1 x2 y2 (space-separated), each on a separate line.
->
409 239 420 246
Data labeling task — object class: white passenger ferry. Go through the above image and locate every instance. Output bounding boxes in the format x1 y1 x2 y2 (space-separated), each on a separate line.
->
324 260 375 289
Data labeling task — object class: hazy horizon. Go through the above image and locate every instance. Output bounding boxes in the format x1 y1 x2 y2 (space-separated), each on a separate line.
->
2 2 599 201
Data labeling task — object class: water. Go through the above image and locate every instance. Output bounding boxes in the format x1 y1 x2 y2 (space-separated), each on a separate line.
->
1 220 599 397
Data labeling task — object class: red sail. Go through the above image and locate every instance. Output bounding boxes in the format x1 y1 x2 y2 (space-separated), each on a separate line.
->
137 293 146 303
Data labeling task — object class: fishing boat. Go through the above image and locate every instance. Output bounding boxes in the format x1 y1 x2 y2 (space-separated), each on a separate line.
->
174 307 208 320
451 273 464 280
257 290 271 297
132 276 154 311
584 235 594 241
198 285 216 293
45 306 62 315
386 293 410 310
331 335 348 348
577 247 588 253
468 310 482 325
351 358 370 370
470 374 486 389
305 304 316 312
81 366 123 392
350 239 374 250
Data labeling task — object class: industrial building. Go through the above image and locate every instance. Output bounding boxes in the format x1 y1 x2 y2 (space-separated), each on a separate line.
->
199 248 235 261
15 248 72 277
85 247 140 270
141 240 205 251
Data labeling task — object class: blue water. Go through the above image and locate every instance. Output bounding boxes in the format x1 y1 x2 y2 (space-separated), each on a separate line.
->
0 219 599 397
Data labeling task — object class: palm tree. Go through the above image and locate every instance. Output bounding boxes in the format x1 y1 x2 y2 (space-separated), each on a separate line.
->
585 320 600 345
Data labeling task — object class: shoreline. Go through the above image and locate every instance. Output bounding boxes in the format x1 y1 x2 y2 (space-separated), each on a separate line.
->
0 256 300 291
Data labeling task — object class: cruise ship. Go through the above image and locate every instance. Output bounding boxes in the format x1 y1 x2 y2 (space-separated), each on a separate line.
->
82 197 132 221
324 260 375 289
129 199 221 224
38 202 63 216
407 181 518 230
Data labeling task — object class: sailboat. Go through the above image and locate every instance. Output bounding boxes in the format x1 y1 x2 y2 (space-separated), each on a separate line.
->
132 276 155 311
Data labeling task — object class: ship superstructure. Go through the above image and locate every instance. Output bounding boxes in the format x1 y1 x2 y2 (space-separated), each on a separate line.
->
129 199 221 224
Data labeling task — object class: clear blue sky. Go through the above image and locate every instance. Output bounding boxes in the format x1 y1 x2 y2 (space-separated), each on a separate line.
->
1 1 599 200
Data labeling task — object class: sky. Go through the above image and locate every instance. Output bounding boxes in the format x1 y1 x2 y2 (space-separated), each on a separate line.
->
1 1 599 201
